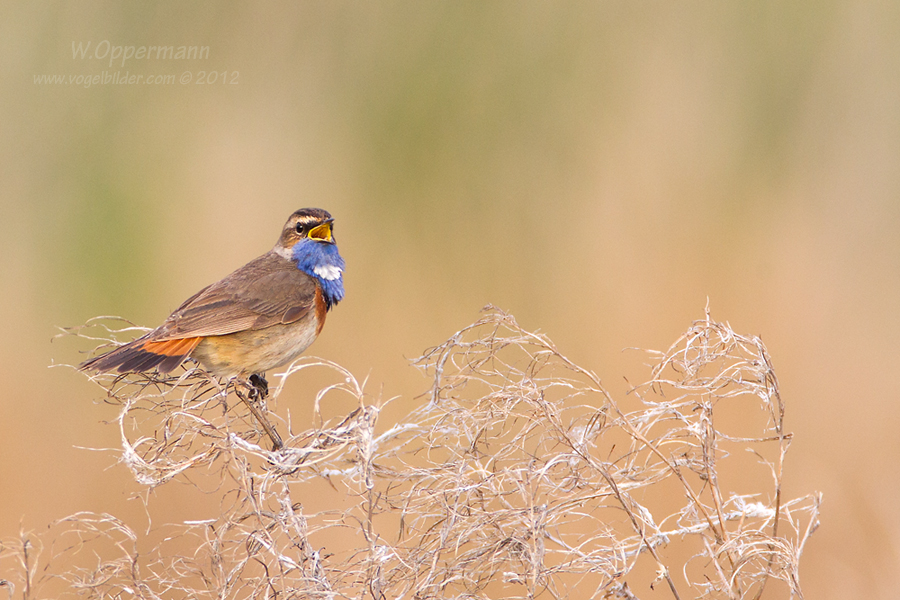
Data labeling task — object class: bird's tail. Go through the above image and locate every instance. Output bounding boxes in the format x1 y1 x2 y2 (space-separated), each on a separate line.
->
80 335 202 375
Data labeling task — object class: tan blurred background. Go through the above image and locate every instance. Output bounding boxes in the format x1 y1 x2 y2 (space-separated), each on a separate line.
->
2 2 899 596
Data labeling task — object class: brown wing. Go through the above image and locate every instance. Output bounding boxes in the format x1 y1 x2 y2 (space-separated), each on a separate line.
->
80 252 317 374
155 251 318 340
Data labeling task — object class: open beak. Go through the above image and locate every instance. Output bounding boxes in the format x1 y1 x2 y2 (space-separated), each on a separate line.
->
307 220 334 243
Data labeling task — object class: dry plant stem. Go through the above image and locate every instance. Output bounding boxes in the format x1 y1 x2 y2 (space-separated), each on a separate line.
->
546 406 684 600
20 536 30 600
750 350 788 600
233 381 284 450
497 321 728 553
500 329 697 599
14 309 821 599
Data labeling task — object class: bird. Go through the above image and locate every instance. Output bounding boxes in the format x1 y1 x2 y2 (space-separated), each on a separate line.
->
80 208 346 448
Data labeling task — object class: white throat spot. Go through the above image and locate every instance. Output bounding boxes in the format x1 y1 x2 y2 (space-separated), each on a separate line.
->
314 264 342 280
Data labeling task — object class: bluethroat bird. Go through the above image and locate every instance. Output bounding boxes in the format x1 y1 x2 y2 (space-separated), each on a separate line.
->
80 208 345 449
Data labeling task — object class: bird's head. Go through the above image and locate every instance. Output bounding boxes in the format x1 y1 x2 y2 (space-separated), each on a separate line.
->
275 208 345 309
278 207 336 250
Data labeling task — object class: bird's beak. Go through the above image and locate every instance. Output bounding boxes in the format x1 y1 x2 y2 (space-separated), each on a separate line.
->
308 220 334 243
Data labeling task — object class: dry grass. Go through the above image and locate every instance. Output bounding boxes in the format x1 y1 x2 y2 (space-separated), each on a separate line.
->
1 307 820 599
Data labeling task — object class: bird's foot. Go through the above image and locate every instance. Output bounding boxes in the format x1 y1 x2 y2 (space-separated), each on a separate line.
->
248 373 269 400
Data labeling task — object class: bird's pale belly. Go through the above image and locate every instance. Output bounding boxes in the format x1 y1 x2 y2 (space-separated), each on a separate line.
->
191 319 320 379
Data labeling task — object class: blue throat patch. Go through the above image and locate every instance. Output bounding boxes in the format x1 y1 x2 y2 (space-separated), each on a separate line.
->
291 238 345 310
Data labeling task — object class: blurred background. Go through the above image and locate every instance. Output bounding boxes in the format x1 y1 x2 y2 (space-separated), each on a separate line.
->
2 2 899 597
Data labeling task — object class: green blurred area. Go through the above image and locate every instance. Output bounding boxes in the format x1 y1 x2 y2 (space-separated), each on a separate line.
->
2 2 900 597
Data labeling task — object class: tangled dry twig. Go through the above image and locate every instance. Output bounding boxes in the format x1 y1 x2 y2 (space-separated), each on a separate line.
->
2 307 820 599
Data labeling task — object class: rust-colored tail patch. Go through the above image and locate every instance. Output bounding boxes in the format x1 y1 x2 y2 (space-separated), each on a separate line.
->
141 337 202 357
80 336 202 375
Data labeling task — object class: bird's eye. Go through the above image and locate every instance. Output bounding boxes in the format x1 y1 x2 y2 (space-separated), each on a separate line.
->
295 223 305 234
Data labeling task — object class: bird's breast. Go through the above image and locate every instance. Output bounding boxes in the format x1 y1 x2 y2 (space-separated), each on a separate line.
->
192 311 323 379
